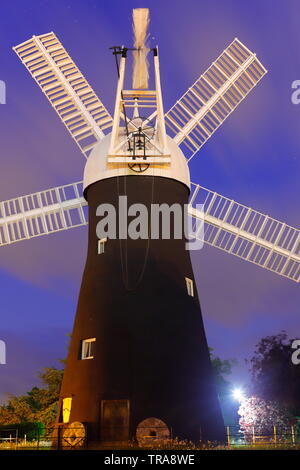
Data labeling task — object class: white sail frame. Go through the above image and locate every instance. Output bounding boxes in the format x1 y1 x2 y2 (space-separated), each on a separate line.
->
14 32 113 158
165 38 267 161
189 183 300 283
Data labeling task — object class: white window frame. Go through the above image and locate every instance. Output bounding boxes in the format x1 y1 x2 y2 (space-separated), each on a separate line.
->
98 237 107 254
185 277 194 297
81 338 96 360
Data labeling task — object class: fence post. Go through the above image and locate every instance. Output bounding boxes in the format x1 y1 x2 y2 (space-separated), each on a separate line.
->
57 425 61 450
292 425 295 445
273 425 277 446
252 427 255 445
37 426 40 450
226 426 230 448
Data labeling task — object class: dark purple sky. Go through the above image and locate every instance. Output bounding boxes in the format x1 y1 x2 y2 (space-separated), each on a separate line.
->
0 0 299 402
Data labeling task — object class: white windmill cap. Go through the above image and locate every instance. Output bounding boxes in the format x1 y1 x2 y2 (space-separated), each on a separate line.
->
83 133 191 197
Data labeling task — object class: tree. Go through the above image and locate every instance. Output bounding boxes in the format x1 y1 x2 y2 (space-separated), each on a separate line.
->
238 396 291 440
0 396 34 424
210 349 236 397
248 331 300 416
209 349 238 426
0 366 63 428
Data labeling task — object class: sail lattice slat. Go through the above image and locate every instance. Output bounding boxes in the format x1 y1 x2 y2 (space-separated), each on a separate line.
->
165 38 267 161
0 182 88 246
14 32 113 158
189 183 300 282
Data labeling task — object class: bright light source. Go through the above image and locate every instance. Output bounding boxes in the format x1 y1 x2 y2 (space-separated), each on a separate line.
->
233 388 244 402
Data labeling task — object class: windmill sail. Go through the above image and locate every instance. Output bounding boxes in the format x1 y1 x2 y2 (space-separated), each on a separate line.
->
1 180 299 283
189 183 300 283
132 8 150 89
13 32 113 158
165 38 267 161
0 182 87 246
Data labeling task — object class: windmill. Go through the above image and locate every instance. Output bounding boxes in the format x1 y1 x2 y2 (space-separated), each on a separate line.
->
2 7 299 446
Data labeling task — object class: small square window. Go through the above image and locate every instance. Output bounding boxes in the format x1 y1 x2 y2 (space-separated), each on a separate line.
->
81 338 96 360
185 277 194 297
98 237 107 254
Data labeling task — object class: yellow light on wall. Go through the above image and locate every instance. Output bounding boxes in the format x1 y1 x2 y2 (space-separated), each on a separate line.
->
63 397 72 423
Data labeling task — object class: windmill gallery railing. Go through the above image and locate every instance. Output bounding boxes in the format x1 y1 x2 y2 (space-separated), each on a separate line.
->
0 181 299 283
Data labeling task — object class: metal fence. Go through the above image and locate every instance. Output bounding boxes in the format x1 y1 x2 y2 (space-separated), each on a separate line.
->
0 425 299 450
0 425 87 450
226 425 300 448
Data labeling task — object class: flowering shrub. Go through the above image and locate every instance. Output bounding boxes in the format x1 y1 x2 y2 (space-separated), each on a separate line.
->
238 396 291 441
